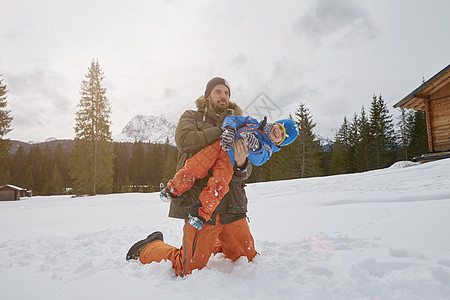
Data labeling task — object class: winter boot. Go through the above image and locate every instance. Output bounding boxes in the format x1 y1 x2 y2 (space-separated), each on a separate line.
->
126 231 164 261
160 187 178 203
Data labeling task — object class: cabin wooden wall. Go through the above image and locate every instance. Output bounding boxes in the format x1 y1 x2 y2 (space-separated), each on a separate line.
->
428 81 450 152
0 189 18 201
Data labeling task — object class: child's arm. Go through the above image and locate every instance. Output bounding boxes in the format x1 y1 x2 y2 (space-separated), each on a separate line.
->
222 115 256 131
220 115 257 152
247 141 273 166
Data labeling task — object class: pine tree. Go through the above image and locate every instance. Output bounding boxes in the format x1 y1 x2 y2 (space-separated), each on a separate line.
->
286 104 323 178
319 138 333 176
128 141 146 190
162 139 177 189
0 155 10 185
54 144 70 189
27 145 44 195
348 113 360 173
260 149 281 181
70 60 114 195
368 95 395 169
355 106 370 172
330 117 350 174
408 110 429 158
396 108 415 160
113 143 130 193
146 143 165 188
0 75 13 159
41 145 53 195
155 143 165 186
0 166 11 184
11 145 27 186
23 167 34 192
144 143 156 188
49 164 65 195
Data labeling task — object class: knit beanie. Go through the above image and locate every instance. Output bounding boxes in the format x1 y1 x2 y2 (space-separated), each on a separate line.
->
274 119 299 146
204 77 231 98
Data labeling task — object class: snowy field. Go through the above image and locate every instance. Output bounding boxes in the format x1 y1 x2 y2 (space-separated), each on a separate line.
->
1 158 450 300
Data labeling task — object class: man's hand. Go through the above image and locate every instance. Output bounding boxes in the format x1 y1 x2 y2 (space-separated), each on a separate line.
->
234 138 249 168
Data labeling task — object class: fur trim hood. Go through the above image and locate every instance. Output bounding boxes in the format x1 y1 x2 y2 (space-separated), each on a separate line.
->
195 96 243 116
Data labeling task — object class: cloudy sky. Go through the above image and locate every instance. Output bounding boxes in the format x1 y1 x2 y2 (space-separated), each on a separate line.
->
1 0 449 142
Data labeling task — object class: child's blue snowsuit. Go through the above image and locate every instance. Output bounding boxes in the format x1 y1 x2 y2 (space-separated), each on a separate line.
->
222 115 281 166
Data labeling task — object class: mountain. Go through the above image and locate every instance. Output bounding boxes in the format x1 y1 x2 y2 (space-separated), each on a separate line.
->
113 114 176 145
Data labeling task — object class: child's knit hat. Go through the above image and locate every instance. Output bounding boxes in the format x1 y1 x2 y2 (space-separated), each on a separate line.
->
274 119 299 146
262 118 299 147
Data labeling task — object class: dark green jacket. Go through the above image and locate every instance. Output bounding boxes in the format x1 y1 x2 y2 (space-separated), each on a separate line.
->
168 96 252 225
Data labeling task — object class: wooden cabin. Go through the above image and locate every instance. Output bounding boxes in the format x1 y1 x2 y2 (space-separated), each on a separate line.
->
0 184 28 201
394 64 450 159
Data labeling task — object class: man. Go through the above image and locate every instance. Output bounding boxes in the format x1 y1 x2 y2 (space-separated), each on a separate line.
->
126 77 256 276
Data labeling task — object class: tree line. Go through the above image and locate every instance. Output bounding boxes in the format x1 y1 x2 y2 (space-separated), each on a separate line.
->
249 95 428 182
0 62 428 196
0 140 177 196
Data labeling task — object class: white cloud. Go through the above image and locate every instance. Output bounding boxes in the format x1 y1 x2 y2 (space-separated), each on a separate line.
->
294 0 379 46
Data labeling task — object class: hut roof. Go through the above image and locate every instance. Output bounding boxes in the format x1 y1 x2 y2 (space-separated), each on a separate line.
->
0 184 27 191
394 64 450 110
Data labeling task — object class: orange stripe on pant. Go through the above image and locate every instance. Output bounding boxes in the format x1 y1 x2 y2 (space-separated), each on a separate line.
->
167 140 234 221
139 215 256 276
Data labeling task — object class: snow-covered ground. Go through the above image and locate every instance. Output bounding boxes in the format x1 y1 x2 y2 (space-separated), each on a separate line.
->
1 159 450 300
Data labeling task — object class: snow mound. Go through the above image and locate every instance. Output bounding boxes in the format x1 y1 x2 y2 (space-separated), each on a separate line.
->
388 160 421 169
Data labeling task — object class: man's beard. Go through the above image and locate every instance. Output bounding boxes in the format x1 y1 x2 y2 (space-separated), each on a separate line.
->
211 100 227 114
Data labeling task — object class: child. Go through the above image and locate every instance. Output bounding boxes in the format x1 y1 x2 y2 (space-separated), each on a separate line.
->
160 115 299 229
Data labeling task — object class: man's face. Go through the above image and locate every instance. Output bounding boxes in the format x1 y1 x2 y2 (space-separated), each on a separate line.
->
270 124 285 145
207 84 230 113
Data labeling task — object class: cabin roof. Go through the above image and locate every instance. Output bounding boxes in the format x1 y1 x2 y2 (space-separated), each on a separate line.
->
0 184 27 191
394 64 450 110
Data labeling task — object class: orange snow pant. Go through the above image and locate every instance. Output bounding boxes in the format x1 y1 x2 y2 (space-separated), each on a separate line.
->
167 140 234 222
139 214 256 276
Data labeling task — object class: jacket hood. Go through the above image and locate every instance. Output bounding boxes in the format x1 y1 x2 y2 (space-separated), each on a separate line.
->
195 96 243 116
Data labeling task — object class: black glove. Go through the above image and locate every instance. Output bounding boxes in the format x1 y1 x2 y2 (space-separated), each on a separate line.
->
241 132 261 151
159 187 178 203
188 214 205 230
257 116 267 131
220 126 235 151
188 200 206 230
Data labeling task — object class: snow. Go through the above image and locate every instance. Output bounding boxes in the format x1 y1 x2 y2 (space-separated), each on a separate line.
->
1 159 450 299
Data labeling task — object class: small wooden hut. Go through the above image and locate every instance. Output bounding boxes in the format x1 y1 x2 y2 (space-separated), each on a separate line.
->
0 184 28 201
394 64 450 160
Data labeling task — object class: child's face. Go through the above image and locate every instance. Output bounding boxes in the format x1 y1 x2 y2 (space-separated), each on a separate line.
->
270 124 285 145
